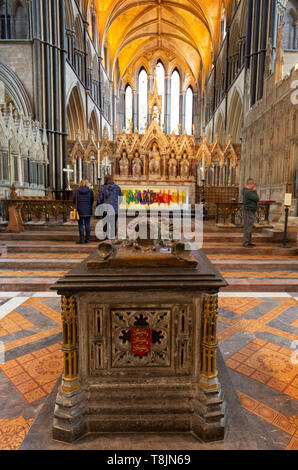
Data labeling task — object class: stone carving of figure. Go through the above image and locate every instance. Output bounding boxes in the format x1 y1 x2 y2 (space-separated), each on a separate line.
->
168 151 177 178
132 151 142 178
149 144 161 176
119 150 129 177
180 154 189 178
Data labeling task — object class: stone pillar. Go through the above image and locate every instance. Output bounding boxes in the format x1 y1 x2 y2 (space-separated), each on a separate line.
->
192 294 224 441
250 0 261 107
257 0 269 101
193 91 199 140
59 0 68 191
245 0 254 69
119 89 125 131
180 90 186 132
42 0 53 189
133 89 138 130
148 73 153 93
60 296 80 392
148 73 153 124
165 75 171 134
53 296 86 442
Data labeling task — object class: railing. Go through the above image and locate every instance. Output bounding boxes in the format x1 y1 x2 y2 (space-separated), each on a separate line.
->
197 186 239 218
1 199 74 227
216 202 274 225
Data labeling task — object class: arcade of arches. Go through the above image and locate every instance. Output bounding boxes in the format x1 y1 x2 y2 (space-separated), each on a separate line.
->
0 0 296 217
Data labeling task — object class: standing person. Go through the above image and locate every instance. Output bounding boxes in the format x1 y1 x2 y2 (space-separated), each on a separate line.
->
242 178 260 247
96 174 122 239
73 180 94 244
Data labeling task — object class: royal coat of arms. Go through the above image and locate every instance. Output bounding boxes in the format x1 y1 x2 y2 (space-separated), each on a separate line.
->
111 310 170 367
131 327 151 356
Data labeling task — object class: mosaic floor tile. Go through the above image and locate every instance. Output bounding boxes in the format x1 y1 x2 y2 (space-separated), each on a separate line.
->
0 293 297 450
0 270 68 277
238 391 298 450
219 298 263 315
0 346 63 404
5 254 87 259
228 341 298 399
0 311 34 336
22 298 62 324
0 416 34 450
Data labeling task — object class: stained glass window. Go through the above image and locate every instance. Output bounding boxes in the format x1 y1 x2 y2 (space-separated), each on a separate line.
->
138 68 148 133
170 70 180 134
125 85 133 132
156 61 165 126
185 87 193 135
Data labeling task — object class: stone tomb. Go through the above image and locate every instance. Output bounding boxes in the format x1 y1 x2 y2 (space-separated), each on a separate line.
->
51 241 227 443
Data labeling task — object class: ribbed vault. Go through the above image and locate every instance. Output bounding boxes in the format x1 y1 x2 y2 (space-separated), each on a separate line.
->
87 0 232 85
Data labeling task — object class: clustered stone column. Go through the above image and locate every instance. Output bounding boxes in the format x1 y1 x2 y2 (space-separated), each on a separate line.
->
192 292 225 442
61 296 80 392
53 295 86 442
200 293 219 382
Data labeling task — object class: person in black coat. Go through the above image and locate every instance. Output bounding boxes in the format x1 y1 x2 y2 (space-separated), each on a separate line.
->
73 180 94 244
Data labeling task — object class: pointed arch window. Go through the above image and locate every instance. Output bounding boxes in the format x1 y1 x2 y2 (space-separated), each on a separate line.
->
156 61 165 126
185 87 193 135
125 85 133 132
0 14 11 39
138 68 148 134
170 69 180 134
220 3 226 44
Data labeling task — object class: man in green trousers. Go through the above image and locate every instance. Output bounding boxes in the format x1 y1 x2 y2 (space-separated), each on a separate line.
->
242 178 260 247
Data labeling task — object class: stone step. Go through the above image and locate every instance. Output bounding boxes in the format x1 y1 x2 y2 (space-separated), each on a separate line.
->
18 222 267 234
213 260 298 271
87 402 192 415
0 231 275 243
203 246 297 256
0 277 58 291
87 415 191 433
1 257 297 272
0 259 79 269
222 278 298 292
262 228 298 243
4 243 96 254
0 274 297 292
1 242 296 258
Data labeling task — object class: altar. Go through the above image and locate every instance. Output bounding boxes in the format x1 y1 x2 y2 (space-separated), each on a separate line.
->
119 184 191 209
51 236 227 443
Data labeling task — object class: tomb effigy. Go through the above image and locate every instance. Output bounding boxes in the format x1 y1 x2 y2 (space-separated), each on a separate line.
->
51 231 227 443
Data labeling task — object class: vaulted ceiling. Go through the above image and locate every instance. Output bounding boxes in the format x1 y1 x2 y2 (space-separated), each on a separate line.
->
92 0 231 84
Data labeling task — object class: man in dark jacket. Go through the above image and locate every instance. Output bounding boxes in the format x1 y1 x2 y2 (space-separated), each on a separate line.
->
96 175 122 239
73 180 94 244
242 178 259 247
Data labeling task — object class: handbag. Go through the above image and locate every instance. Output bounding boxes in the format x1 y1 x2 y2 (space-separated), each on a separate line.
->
71 190 80 221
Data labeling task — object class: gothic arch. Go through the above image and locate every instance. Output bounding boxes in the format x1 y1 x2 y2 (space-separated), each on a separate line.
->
0 0 29 39
227 88 243 143
65 0 75 31
239 0 248 37
88 108 100 140
67 84 87 140
0 62 32 116
214 111 225 142
206 127 212 142
74 16 84 51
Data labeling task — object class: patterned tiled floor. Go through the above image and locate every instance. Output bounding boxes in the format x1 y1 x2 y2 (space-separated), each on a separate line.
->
0 271 68 277
5 254 87 259
0 293 297 450
222 272 298 278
